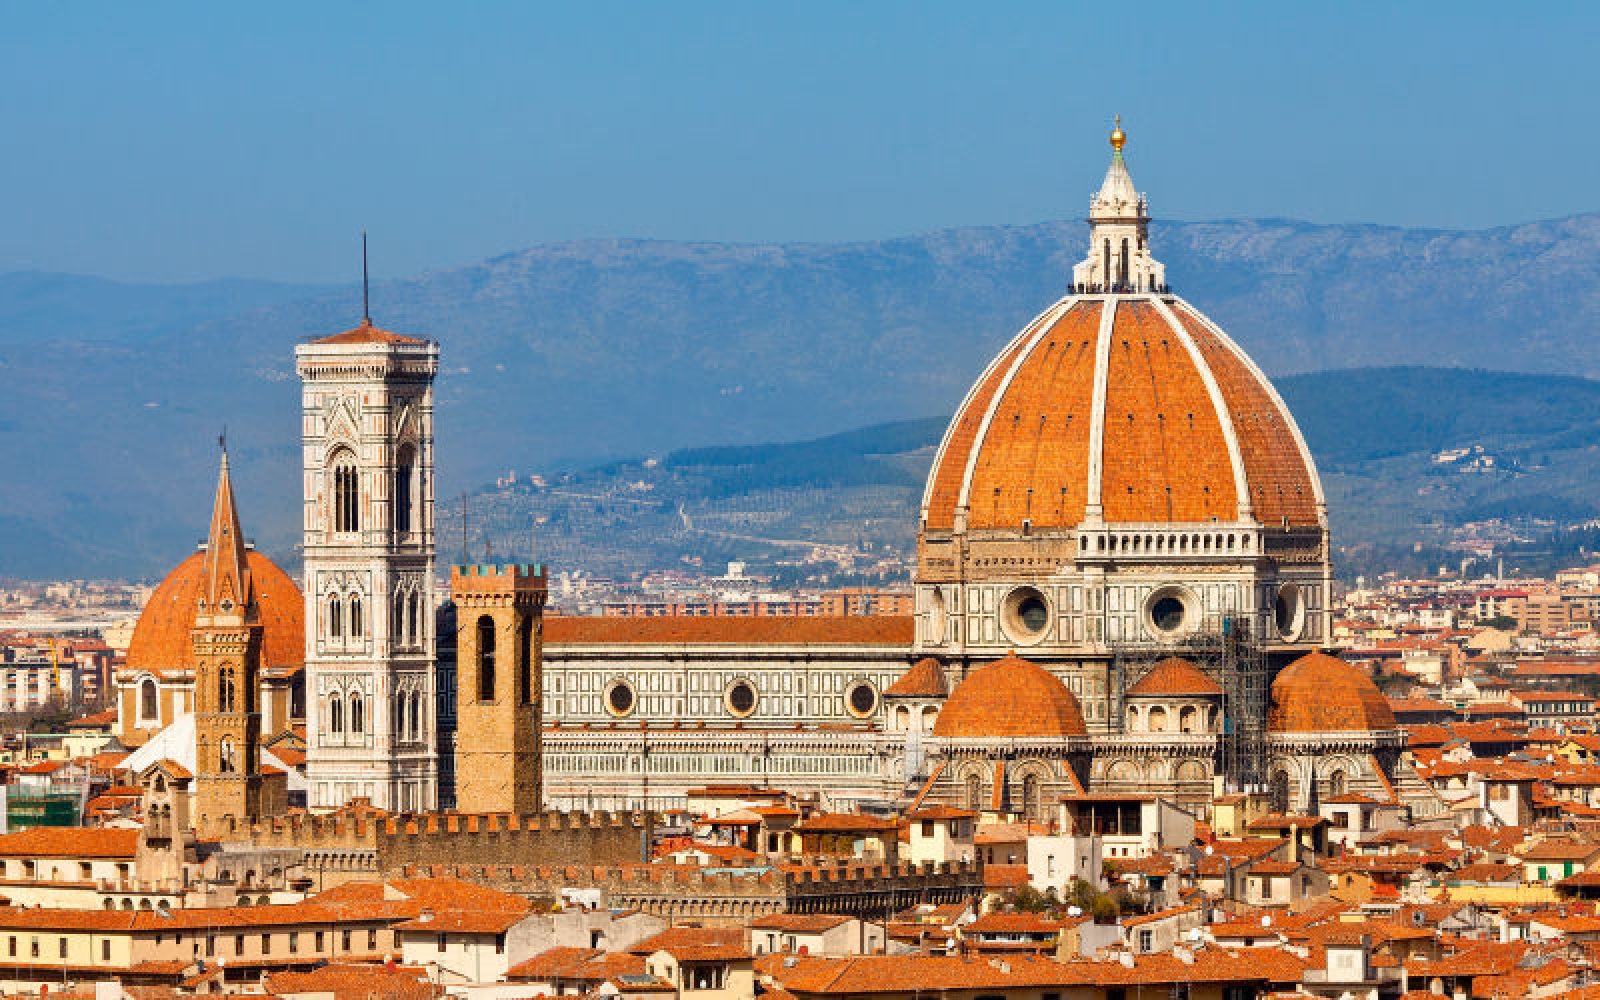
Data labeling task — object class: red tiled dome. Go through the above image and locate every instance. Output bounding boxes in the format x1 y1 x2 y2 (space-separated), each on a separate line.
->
1127 657 1223 697
933 655 1087 738
885 657 949 698
920 297 1320 533
127 550 303 677
1267 652 1396 733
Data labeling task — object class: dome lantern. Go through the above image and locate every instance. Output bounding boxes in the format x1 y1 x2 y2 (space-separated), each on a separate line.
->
1073 116 1166 294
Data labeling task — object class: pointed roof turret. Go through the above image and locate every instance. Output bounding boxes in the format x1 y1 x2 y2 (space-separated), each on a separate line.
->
1072 117 1166 294
201 446 254 619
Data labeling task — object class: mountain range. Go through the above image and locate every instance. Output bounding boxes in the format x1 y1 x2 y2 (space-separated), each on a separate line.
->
7 211 1600 579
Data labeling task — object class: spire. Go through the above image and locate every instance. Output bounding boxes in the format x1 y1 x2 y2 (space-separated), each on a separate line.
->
202 443 253 619
361 230 371 327
1072 117 1167 294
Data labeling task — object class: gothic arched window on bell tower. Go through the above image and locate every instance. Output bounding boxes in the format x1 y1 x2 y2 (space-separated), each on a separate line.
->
395 445 415 537
329 696 344 735
328 595 343 639
220 737 237 773
331 450 360 534
476 615 497 702
349 595 363 638
350 693 365 734
219 666 236 713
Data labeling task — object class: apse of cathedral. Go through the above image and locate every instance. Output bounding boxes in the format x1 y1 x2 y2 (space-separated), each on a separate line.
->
115 124 1427 828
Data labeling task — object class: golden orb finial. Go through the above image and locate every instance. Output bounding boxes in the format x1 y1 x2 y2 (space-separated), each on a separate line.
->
1109 114 1126 153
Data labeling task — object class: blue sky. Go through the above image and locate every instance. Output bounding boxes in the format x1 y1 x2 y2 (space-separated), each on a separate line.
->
3 2 1596 282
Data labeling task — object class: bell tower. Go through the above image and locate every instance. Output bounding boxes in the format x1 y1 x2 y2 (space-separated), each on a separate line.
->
451 563 546 814
297 313 440 813
192 448 264 825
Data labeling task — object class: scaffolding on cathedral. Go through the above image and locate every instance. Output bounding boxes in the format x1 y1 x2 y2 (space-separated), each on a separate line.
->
1108 613 1268 795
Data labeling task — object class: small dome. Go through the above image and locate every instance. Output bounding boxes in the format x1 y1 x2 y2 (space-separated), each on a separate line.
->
1127 657 1223 697
127 550 304 677
933 655 1087 739
1267 652 1396 733
885 657 948 698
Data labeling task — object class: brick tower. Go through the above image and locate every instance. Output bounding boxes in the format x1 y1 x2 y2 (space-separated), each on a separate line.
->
192 449 264 824
450 564 547 814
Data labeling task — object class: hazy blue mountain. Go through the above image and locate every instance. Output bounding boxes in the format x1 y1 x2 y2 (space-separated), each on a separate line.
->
7 211 1600 578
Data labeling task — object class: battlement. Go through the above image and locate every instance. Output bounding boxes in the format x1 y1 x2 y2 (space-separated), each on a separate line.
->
450 563 549 598
195 809 650 871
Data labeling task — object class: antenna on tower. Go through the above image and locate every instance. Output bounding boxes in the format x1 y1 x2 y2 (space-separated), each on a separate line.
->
218 425 228 455
461 491 469 566
361 231 371 325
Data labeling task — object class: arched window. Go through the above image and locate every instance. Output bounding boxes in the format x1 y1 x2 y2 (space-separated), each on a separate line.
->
409 591 421 645
1179 705 1198 734
349 596 363 638
328 596 343 639
331 451 360 533
966 773 982 811
329 697 344 735
140 679 158 721
219 666 236 713
477 615 497 702
1147 705 1168 733
394 446 415 536
1021 774 1040 821
391 593 404 647
1328 769 1347 798
394 696 405 742
220 737 236 773
350 694 364 734
518 614 534 706
411 691 424 740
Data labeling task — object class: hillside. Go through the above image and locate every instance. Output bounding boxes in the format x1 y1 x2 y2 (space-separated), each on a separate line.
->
450 368 1600 587
10 212 1600 576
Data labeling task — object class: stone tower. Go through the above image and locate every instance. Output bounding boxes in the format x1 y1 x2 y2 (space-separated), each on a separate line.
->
297 318 440 812
192 450 264 824
450 564 546 814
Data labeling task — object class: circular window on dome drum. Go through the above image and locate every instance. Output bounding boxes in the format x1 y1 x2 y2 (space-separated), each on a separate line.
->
604 679 636 717
1144 586 1196 638
1000 587 1052 644
1275 584 1305 640
725 679 758 718
845 681 879 719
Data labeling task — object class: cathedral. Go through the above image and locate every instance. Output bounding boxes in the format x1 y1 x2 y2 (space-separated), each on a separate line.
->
113 123 1427 829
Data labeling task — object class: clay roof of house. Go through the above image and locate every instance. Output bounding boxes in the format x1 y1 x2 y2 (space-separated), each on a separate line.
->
1267 652 1397 733
933 655 1087 739
922 296 1320 533
794 813 900 833
1127 657 1223 696
543 616 913 646
772 950 1305 993
751 914 854 932
630 927 749 961
264 963 435 1000
885 657 949 698
0 827 139 859
126 549 302 677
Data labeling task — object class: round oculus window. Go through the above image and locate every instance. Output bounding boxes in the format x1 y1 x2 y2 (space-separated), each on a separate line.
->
725 680 757 718
1001 586 1052 643
605 680 636 717
846 682 879 718
1144 588 1193 636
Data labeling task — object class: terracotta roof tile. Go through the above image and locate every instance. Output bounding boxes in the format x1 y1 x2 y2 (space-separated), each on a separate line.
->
933 655 1086 739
